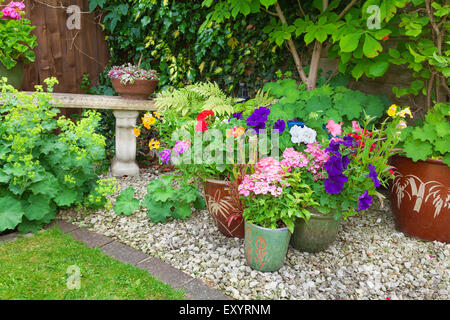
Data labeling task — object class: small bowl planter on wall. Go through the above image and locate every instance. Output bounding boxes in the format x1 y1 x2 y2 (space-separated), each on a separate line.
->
290 211 340 253
390 156 450 243
108 63 159 100
112 78 159 100
204 178 244 238
244 221 291 272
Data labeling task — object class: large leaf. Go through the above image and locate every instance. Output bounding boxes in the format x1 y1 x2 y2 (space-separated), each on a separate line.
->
143 197 173 223
363 34 382 58
23 195 52 221
0 196 24 232
113 187 140 216
340 32 362 53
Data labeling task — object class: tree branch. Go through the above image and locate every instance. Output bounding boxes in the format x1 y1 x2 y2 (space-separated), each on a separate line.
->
260 6 278 17
274 2 309 84
296 0 306 17
338 0 358 21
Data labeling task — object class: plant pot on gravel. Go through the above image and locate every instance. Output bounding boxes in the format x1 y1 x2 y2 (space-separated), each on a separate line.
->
389 156 450 243
244 220 291 272
204 178 244 238
389 103 450 243
290 210 340 253
108 62 159 100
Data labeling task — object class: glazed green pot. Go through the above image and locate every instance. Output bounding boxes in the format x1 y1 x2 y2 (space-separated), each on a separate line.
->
291 212 340 253
0 62 24 89
244 220 291 272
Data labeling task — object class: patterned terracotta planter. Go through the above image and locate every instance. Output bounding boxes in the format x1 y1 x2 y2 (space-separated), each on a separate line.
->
204 178 244 238
244 221 291 272
291 212 340 253
112 78 159 100
390 156 449 243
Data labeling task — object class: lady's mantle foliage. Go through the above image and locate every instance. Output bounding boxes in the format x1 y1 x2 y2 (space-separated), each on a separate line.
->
0 78 112 233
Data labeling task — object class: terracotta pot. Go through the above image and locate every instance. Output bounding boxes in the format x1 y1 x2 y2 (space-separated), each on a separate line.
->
389 155 449 243
112 78 159 100
244 220 291 272
204 178 244 238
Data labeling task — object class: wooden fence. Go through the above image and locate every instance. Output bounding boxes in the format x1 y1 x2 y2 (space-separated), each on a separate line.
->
20 0 110 114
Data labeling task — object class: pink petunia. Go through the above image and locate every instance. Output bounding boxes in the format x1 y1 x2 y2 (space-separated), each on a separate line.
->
326 120 343 137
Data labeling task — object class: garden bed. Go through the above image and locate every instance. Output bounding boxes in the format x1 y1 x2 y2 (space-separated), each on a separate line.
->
59 168 450 300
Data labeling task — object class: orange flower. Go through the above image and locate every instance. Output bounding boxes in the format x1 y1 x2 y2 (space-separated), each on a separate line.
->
133 127 140 137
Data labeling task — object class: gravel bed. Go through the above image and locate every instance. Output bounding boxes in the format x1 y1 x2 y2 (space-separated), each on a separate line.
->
59 168 449 300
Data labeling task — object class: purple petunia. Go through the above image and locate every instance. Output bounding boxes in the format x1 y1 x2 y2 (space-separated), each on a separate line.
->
342 155 350 169
231 112 243 121
325 139 341 154
324 155 345 176
274 119 286 133
357 190 372 211
324 174 348 194
246 106 270 133
341 135 354 148
366 164 381 188
159 148 171 164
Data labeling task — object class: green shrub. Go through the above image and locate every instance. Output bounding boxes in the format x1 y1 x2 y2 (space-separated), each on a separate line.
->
0 78 112 232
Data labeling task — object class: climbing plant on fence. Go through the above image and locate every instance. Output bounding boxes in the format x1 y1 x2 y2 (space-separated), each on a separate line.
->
88 0 291 93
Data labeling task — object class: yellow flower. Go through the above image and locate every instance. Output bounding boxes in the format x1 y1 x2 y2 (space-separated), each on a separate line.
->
133 127 140 137
397 107 412 118
387 104 397 117
153 112 161 119
148 138 160 150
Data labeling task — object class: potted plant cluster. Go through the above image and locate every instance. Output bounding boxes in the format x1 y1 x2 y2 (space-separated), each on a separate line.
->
0 1 37 89
151 82 273 238
108 56 159 100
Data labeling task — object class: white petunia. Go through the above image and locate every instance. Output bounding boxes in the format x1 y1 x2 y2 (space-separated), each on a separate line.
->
289 125 317 145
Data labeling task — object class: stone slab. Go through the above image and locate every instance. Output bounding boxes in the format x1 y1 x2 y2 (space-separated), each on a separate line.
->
136 257 231 300
69 228 114 248
0 231 19 243
46 220 80 234
101 241 149 266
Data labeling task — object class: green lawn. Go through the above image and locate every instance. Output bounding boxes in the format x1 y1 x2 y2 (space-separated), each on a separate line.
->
0 228 185 300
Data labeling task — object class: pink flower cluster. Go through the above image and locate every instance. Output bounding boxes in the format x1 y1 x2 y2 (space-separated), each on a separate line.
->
280 148 308 169
238 157 289 198
304 143 329 180
1 2 25 20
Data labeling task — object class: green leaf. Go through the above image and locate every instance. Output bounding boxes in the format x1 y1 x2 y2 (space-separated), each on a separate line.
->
114 187 140 216
24 195 51 221
403 140 433 162
54 188 78 207
144 198 173 223
363 34 382 58
0 196 24 232
172 203 192 220
368 61 389 77
261 0 277 8
340 32 362 52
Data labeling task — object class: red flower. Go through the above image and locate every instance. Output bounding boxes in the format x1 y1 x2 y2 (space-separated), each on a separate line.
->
382 36 389 41
195 110 214 132
197 110 214 121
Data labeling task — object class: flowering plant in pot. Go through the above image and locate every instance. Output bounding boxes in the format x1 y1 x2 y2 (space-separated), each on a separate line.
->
0 1 37 88
390 102 450 243
284 110 406 252
237 156 316 272
108 57 159 100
